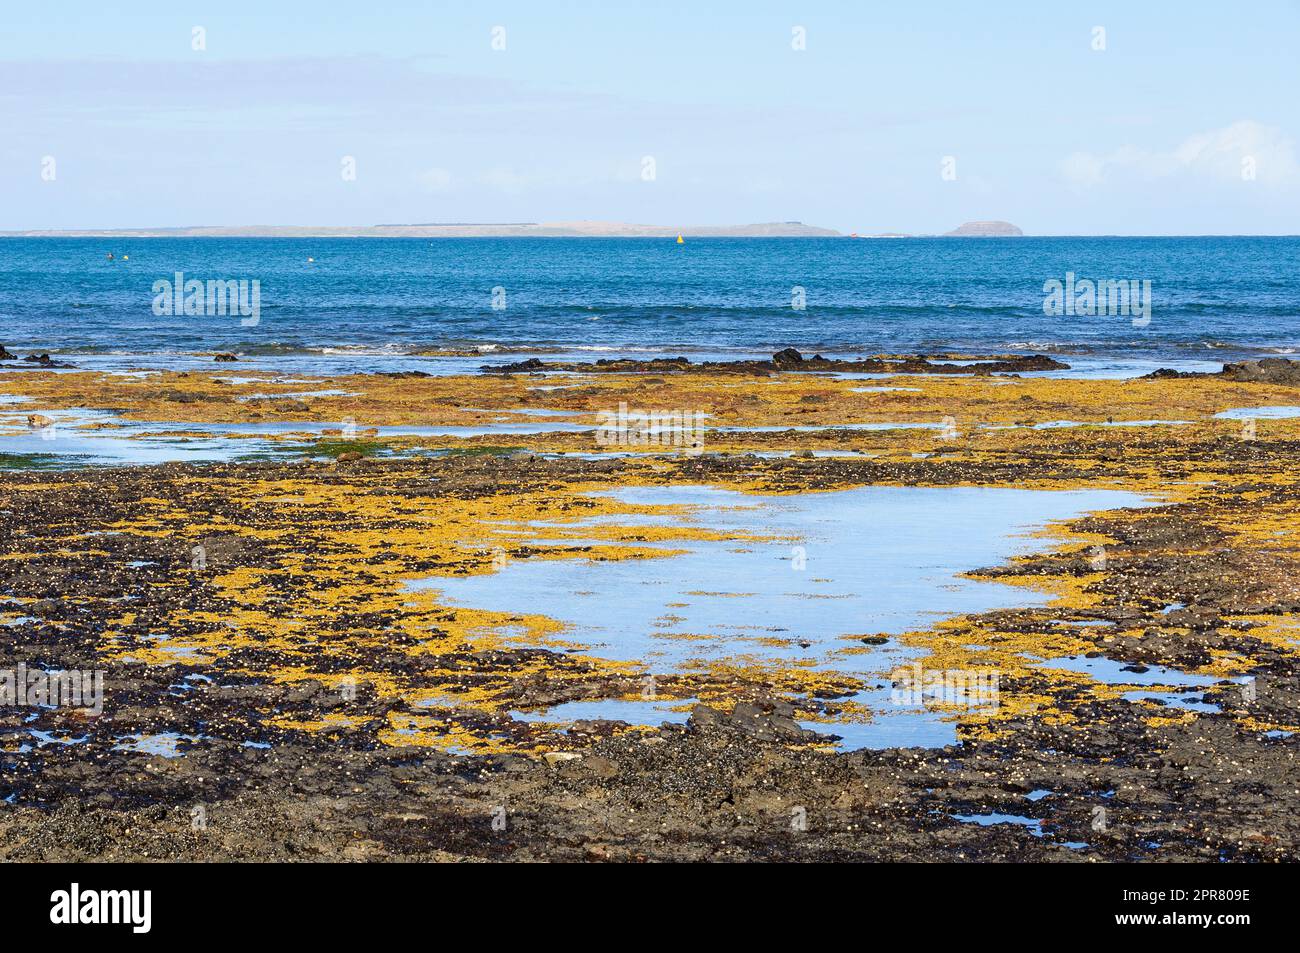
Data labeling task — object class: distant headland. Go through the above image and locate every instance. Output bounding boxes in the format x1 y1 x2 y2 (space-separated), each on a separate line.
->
1 221 842 239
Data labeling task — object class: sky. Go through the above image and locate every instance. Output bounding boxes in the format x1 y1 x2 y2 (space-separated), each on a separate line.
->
2 0 1299 234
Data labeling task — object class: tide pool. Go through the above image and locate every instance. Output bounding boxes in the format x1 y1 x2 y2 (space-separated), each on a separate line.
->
410 484 1150 747
415 484 1147 671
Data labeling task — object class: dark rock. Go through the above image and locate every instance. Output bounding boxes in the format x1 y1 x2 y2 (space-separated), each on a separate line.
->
482 352 1068 376
21 353 75 368
213 353 238 362
285 680 326 704
688 699 823 743
568 719 622 738
489 357 546 373
1221 358 1300 385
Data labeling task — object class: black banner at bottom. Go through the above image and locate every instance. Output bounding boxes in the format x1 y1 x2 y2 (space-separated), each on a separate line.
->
0 860 1275 939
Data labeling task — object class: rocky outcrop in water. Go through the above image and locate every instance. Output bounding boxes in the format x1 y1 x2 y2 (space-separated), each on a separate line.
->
18 352 75 368
485 349 1068 376
1143 357 1300 384
1220 358 1300 384
0 346 73 367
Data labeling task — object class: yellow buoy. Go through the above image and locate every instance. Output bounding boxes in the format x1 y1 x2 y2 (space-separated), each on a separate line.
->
676 234 684 244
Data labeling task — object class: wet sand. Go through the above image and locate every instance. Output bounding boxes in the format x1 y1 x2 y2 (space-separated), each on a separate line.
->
2 355 1299 861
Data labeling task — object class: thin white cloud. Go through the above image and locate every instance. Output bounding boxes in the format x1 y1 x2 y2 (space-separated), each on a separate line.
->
416 167 453 192
474 167 536 193
1060 121 1299 189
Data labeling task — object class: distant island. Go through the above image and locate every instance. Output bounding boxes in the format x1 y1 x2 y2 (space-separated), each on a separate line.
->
943 221 1023 237
853 221 1025 238
1 221 841 239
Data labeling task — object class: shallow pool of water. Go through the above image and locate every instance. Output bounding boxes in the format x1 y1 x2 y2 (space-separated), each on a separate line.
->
416 485 1147 671
1214 406 1300 420
1037 653 1233 712
1037 654 1224 689
950 812 1044 837
0 406 598 466
413 483 1149 748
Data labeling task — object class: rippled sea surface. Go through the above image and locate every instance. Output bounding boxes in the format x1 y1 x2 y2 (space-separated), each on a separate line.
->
2 236 1298 363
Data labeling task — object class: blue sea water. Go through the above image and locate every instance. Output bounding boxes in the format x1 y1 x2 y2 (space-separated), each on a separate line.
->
0 236 1297 372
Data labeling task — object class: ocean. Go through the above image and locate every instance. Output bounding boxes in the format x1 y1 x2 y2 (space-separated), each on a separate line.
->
2 236 1298 376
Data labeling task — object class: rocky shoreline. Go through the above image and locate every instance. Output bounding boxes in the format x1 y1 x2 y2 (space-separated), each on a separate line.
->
2 363 1299 861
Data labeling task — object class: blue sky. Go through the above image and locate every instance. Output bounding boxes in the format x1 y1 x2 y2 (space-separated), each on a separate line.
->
3 0 1298 233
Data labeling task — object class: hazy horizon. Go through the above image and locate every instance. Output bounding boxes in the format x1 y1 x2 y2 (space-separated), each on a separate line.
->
7 225 1300 238
4 1 1299 235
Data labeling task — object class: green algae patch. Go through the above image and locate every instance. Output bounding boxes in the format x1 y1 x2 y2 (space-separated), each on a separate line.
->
304 438 388 459
0 451 66 469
